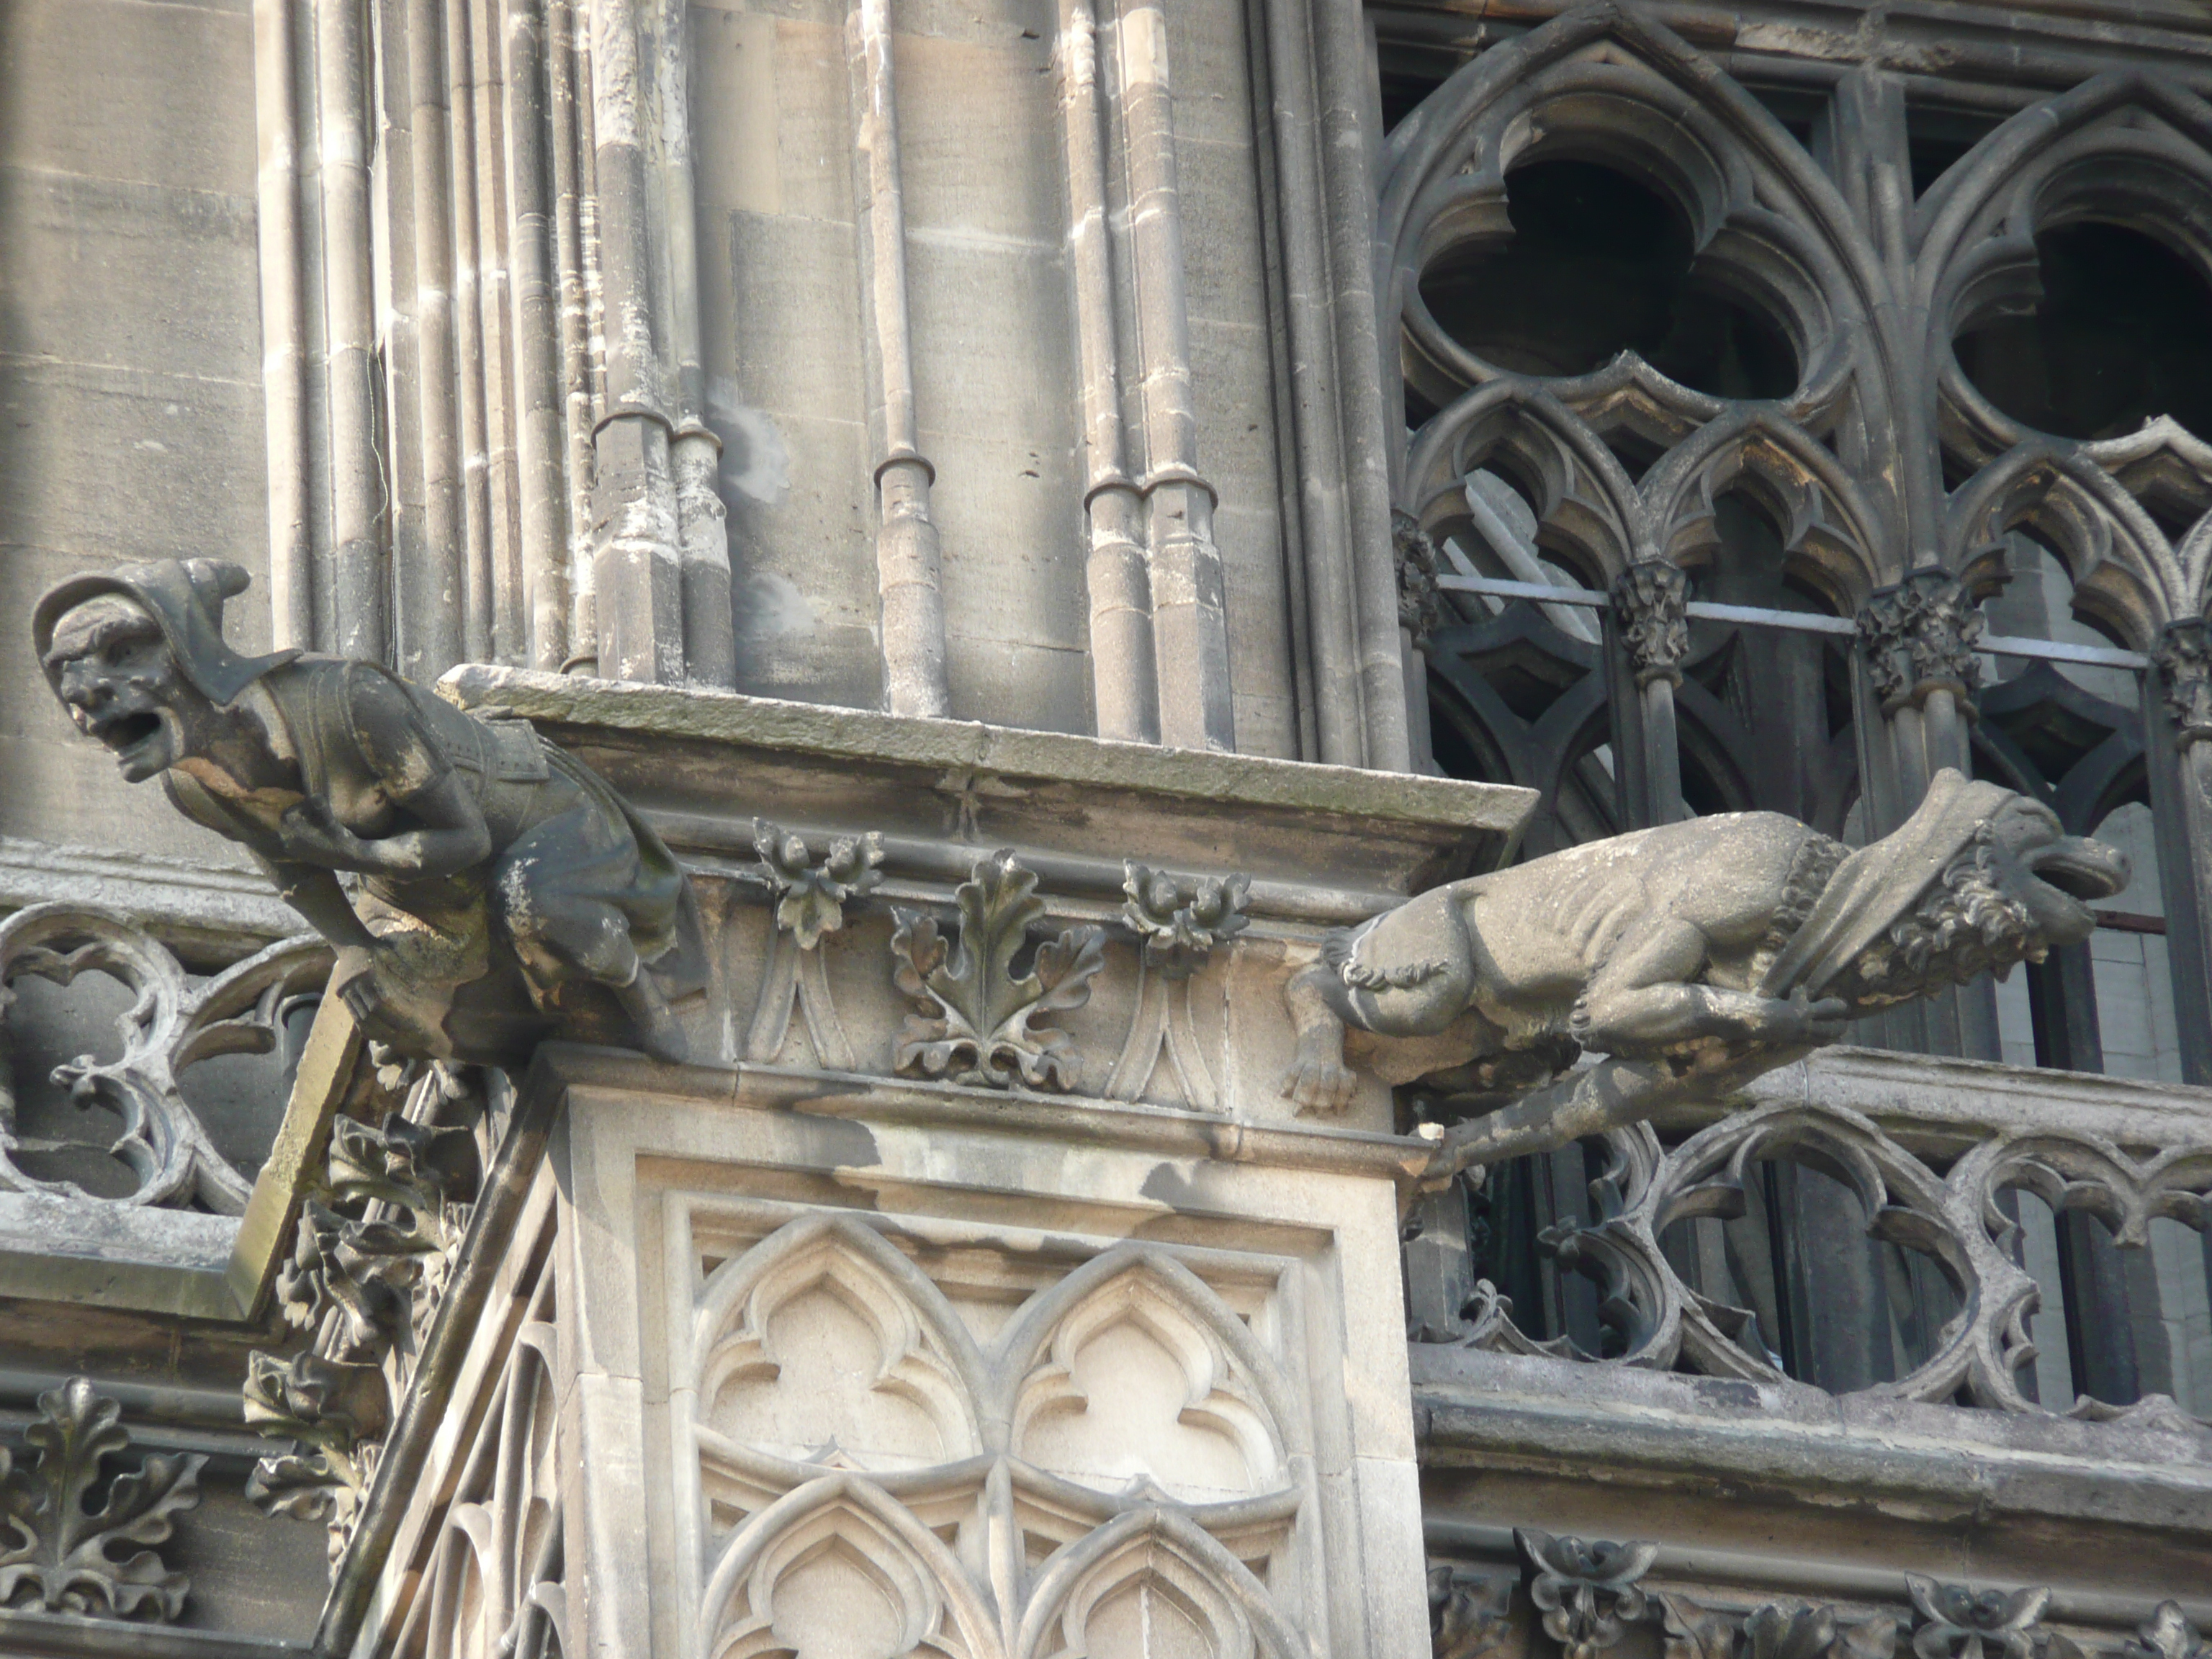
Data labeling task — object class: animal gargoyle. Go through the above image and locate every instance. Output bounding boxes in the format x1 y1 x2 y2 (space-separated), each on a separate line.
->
1280 771 2128 1178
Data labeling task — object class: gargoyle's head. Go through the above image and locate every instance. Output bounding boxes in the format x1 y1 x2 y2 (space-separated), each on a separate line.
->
40 594 203 782
1840 792 2130 1004
1977 793 2130 949
33 559 296 783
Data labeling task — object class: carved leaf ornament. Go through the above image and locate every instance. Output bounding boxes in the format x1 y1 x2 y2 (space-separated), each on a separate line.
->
245 1059 490 1557
682 1215 1304 1659
1521 1528 1659 1659
891 850 1105 1090
0 1379 203 1622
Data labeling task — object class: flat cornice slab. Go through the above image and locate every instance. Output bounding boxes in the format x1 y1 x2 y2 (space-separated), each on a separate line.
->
439 666 1535 904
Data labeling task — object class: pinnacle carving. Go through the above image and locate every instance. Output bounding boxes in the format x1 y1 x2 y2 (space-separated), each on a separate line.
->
1612 562 1691 689
0 1379 203 1623
1859 571 1984 713
889 850 1105 1091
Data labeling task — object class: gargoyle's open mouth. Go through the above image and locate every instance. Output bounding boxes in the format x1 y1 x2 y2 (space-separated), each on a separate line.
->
2031 837 2130 904
96 713 161 753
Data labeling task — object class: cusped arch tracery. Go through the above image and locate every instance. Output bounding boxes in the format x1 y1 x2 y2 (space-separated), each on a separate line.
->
1381 3 1888 439
696 1474 1005 1659
995 1247 1297 1507
690 1215 989 1475
1014 1508 1305 1659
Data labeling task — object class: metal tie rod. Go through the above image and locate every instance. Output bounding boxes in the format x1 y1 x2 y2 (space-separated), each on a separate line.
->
1434 575 2152 670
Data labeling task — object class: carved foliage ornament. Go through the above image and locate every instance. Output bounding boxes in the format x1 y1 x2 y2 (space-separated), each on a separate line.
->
0 904 328 1212
889 850 1104 1090
1613 562 1691 689
2153 618 2212 750
1520 1527 1659 1659
1859 572 1985 714
0 1379 202 1622
744 819 883 1071
1396 510 1453 648
1662 1593 1897 1659
246 1058 489 1560
1108 863 1250 1112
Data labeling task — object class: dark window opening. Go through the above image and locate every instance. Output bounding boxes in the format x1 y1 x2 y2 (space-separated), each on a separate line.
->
1954 220 2212 441
1908 106 2002 199
1417 158 1800 399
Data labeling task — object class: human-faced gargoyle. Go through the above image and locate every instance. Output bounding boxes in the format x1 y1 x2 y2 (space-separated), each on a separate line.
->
1282 770 2126 1169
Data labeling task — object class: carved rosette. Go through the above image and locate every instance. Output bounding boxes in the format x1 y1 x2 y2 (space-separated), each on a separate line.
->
1859 571 1985 715
2153 618 2212 750
1611 562 1691 689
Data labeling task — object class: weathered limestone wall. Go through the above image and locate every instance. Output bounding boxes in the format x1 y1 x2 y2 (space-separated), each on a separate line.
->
690 0 1300 748
0 0 269 863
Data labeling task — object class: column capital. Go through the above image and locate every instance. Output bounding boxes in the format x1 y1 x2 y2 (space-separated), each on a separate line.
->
2154 616 2212 750
1858 569 1983 715
1612 561 1689 690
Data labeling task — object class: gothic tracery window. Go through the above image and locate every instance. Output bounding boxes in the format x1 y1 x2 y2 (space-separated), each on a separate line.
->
1377 2 2212 1411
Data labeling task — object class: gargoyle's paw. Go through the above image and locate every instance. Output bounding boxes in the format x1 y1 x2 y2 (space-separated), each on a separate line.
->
1805 997 1851 1044
1282 1056 1357 1114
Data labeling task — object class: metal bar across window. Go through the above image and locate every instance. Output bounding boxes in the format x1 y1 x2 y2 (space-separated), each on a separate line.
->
1433 575 2152 670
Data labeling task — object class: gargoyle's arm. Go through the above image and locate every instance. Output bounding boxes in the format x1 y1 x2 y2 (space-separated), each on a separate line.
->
276 669 493 878
252 854 378 950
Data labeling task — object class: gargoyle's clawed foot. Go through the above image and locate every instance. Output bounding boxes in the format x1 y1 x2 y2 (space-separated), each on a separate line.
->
1282 1051 1357 1115
618 969 691 1065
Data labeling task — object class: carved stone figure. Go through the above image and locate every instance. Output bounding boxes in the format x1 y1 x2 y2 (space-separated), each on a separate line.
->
1282 770 2128 1123
35 559 704 1066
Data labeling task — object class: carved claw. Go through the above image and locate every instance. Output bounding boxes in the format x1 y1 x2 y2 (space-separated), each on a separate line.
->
1282 1049 1358 1115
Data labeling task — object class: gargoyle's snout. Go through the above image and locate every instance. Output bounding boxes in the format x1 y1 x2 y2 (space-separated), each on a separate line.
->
2031 834 2130 904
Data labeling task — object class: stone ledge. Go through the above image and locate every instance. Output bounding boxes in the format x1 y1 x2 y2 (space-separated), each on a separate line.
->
439 665 1535 904
1673 1044 2212 1154
1411 1343 2212 1524
0 836 302 960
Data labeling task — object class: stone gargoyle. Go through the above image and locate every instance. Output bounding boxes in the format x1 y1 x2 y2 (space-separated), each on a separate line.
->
35 559 704 1068
1281 770 2129 1179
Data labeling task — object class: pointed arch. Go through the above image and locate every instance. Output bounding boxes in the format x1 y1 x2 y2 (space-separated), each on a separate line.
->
994 1246 1300 1503
1945 442 2188 644
1644 408 1892 601
1377 1 1892 428
1406 382 1641 580
696 1473 1004 1659
690 1214 990 1470
1921 75 2212 470
1013 1506 1305 1659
